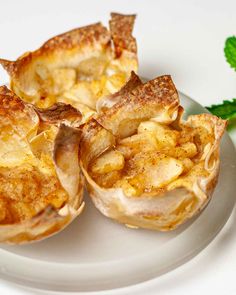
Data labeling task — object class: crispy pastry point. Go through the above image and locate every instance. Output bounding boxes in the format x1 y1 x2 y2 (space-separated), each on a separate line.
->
96 71 143 112
79 74 227 231
0 13 138 121
0 86 84 244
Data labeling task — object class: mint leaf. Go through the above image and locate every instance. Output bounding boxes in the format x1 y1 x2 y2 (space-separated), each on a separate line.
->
224 36 236 71
206 99 236 120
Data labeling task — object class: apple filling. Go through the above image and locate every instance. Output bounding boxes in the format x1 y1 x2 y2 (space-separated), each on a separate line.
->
34 57 131 111
89 120 214 197
0 13 138 123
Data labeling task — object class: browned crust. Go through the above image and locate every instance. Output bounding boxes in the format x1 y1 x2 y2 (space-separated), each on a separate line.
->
0 86 82 126
0 12 137 79
109 13 137 57
54 124 82 158
97 71 142 112
53 124 83 204
108 70 142 99
130 75 178 105
0 86 39 136
0 85 25 112
0 59 15 77
34 103 82 125
96 75 179 137
0 88 84 244
103 75 178 116
0 13 138 112
0 23 110 77
37 23 109 51
80 119 116 166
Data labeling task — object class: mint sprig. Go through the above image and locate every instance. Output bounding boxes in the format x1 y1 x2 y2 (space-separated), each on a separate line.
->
206 99 236 120
224 36 236 71
205 37 236 124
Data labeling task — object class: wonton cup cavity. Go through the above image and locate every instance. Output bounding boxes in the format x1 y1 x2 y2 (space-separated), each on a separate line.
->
0 13 138 122
80 73 227 231
0 86 84 244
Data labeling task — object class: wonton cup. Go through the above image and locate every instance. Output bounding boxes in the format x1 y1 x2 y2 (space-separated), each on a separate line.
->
0 13 137 122
80 73 227 231
0 86 84 244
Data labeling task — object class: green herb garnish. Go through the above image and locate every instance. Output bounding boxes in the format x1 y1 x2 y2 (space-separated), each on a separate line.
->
206 37 236 124
224 36 236 71
206 99 236 120
206 98 236 120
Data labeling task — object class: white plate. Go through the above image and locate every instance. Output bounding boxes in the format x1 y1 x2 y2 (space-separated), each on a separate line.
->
0 92 236 293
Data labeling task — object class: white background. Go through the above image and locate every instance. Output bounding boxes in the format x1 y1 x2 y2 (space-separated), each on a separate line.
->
0 0 236 294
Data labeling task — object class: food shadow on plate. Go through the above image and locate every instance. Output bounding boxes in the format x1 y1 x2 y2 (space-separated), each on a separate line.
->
1 192 198 264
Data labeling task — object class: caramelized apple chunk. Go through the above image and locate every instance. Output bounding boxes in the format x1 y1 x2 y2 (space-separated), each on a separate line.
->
90 150 124 174
138 121 179 147
88 116 204 197
121 152 184 196
117 132 158 159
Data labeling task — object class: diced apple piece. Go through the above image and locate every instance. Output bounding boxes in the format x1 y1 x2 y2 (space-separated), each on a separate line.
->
138 121 161 134
123 152 184 193
165 142 198 159
117 179 140 197
138 121 178 147
147 157 183 188
93 170 122 188
117 132 158 159
90 150 124 174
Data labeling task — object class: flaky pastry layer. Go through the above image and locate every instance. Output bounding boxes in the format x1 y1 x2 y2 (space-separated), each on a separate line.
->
79 73 226 231
0 13 138 122
0 86 84 243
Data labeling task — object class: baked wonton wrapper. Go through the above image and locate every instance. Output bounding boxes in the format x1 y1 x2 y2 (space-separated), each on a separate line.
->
0 86 84 244
80 73 227 231
0 13 137 121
